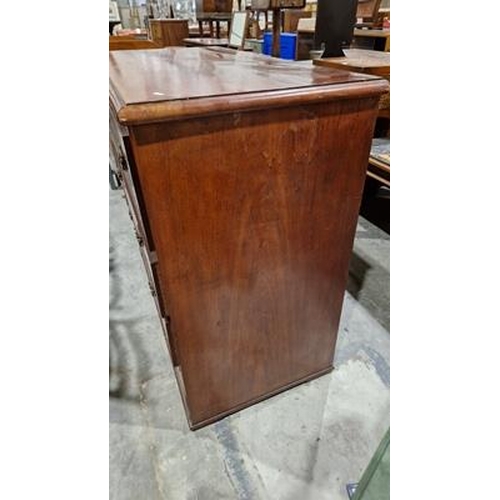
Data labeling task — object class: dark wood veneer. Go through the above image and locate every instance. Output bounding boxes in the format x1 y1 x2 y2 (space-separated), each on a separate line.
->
109 48 388 429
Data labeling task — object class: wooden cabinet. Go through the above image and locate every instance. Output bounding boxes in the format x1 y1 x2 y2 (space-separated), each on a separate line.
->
149 19 189 47
109 47 388 429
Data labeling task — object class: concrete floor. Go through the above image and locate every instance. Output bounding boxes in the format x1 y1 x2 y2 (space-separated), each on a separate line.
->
109 188 389 500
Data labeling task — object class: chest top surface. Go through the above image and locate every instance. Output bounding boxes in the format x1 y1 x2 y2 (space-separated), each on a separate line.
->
109 47 388 124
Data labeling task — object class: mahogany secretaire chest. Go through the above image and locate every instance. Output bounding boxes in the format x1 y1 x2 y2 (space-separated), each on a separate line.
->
109 47 388 429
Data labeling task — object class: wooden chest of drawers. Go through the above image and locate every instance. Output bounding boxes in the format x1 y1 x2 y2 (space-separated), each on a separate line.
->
109 47 388 429
149 19 189 47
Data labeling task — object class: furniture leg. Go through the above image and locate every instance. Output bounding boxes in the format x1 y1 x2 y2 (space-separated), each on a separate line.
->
272 9 281 57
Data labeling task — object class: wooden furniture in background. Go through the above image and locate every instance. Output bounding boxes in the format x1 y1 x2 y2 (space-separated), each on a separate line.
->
183 37 229 47
184 11 250 49
283 9 312 32
109 20 190 51
313 48 389 76
203 0 233 10
352 28 390 52
367 138 390 187
248 0 306 56
197 11 233 37
149 19 189 46
197 0 233 38
296 17 316 59
296 19 389 59
109 36 161 51
356 0 382 27
109 47 388 429
375 7 390 27
313 48 390 115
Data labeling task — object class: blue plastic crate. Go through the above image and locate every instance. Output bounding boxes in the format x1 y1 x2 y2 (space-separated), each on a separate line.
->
262 32 297 60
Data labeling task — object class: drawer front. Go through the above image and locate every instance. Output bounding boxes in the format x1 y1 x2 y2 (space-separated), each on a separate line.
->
138 240 181 368
109 108 155 253
110 106 179 365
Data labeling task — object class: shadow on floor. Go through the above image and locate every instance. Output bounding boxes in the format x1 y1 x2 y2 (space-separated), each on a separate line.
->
109 245 149 402
346 249 390 332
346 252 371 301
360 179 390 235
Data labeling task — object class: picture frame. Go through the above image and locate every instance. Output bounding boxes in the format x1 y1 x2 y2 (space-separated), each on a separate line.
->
228 11 249 50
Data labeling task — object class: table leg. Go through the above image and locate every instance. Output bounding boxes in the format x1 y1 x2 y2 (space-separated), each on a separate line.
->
272 9 281 57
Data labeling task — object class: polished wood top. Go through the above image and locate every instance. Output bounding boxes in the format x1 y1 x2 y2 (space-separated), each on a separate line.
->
109 47 388 125
313 49 390 76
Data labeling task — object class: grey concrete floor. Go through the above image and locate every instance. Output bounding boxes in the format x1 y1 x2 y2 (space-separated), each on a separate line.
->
109 188 389 500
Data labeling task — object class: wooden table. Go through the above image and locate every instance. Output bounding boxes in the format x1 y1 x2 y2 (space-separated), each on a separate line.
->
314 49 390 115
296 25 390 60
183 37 229 47
197 12 233 38
109 47 388 430
183 37 257 51
352 28 390 52
313 48 390 77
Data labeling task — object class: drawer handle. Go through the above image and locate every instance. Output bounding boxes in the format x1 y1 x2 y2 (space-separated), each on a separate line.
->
148 281 157 297
119 152 128 171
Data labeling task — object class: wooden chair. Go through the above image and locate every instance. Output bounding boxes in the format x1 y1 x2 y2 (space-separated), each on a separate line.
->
197 0 233 38
356 0 382 27
283 10 312 33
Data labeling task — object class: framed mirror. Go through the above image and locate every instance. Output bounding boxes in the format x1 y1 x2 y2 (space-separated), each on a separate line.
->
228 11 249 50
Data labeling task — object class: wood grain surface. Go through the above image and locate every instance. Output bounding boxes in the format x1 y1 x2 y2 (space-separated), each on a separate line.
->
109 47 386 124
149 19 189 47
129 99 380 426
313 48 390 76
109 47 388 428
